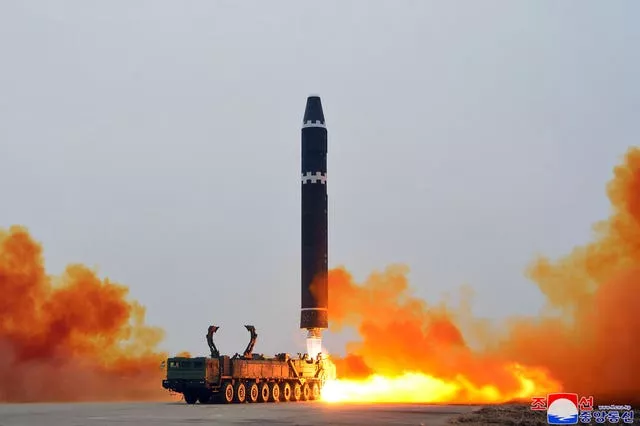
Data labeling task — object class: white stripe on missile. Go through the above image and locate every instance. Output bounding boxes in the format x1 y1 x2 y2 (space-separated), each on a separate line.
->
302 120 326 129
301 172 327 184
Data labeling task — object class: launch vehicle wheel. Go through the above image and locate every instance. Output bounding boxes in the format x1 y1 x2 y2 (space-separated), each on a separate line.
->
293 383 302 401
281 382 292 402
310 382 320 400
269 382 280 402
234 382 246 403
302 383 310 401
184 392 198 405
248 382 259 403
259 382 270 403
222 382 234 403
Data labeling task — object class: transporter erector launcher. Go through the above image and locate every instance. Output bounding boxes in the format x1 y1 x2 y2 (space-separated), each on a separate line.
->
300 95 329 357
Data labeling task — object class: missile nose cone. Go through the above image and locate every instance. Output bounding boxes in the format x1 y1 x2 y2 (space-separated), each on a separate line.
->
303 95 325 124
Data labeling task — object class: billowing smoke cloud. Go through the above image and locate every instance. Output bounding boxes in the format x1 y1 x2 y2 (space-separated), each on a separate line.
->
327 147 640 403
0 227 170 402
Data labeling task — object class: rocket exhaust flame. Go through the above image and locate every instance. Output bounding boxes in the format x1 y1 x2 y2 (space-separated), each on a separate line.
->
320 365 559 404
306 332 323 359
318 266 562 403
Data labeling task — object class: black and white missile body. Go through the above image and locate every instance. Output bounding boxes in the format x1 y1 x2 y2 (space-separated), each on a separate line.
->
300 95 329 356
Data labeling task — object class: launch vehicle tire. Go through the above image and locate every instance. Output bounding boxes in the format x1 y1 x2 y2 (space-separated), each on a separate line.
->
234 382 246 403
222 382 234 404
269 382 280 402
248 382 259 403
184 392 198 405
259 382 270 403
281 382 292 402
310 382 320 400
293 383 302 401
302 383 310 401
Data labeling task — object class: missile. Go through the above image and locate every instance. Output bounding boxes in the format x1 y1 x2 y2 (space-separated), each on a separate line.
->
300 95 329 357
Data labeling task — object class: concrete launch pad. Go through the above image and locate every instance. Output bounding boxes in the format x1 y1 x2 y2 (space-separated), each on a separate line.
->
0 402 481 426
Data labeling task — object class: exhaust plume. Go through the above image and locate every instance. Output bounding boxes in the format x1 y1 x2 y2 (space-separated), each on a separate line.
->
4 146 639 404
325 147 640 403
0 226 170 402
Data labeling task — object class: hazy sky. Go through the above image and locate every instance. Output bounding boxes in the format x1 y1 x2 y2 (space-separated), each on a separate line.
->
1 1 638 356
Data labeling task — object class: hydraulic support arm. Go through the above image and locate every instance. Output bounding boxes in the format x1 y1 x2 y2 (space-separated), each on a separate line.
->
242 325 258 359
206 325 220 357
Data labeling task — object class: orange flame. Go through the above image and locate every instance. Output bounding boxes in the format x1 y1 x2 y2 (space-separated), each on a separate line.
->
321 266 561 403
321 364 558 404
0 226 172 402
321 147 640 404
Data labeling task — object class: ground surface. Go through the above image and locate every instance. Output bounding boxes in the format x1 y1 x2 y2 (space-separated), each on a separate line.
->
3 402 636 425
451 404 551 425
451 403 639 425
0 402 479 426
